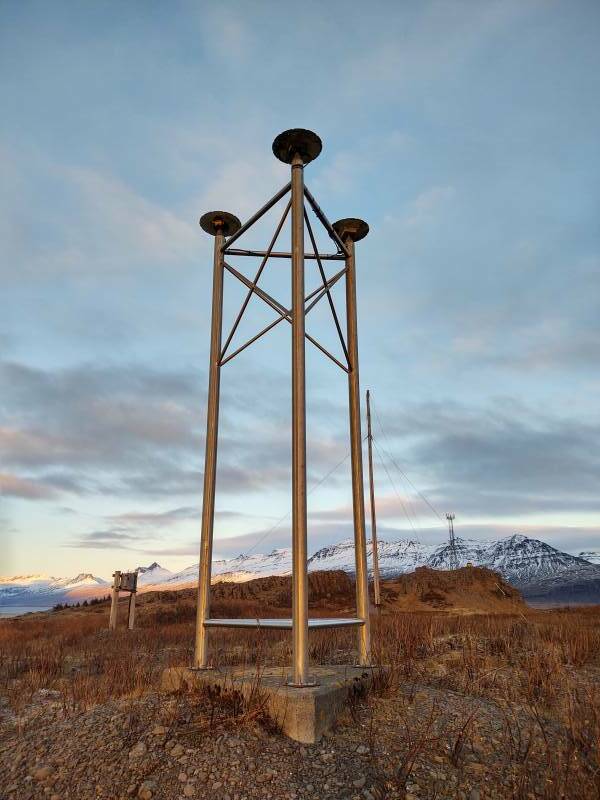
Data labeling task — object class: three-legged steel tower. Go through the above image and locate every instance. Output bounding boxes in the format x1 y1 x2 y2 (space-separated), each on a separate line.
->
193 129 371 686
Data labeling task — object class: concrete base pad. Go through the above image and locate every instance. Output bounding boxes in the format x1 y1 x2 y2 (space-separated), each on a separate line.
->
161 664 381 743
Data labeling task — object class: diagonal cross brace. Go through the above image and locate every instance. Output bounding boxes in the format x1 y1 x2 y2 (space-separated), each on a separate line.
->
219 265 347 367
221 181 291 253
221 198 292 360
304 209 350 369
304 185 349 257
222 262 349 372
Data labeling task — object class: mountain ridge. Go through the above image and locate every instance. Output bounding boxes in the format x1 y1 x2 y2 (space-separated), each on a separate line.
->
2 535 599 606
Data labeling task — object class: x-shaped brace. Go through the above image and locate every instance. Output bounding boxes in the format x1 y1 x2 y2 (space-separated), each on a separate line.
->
220 262 349 372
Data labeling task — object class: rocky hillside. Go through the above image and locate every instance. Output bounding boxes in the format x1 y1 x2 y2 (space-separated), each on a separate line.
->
380 565 525 614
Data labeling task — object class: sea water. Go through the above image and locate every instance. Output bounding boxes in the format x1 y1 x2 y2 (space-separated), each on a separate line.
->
0 606 51 618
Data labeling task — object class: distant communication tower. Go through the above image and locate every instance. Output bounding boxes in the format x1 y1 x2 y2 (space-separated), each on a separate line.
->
446 513 458 570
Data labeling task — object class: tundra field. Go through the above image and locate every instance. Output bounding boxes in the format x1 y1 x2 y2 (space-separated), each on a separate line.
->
1 567 599 800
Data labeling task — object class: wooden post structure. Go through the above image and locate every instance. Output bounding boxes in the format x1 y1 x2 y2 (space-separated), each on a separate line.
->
109 570 121 631
109 571 137 631
128 592 136 630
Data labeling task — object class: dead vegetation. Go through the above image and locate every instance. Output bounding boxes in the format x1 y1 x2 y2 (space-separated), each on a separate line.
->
1 569 599 798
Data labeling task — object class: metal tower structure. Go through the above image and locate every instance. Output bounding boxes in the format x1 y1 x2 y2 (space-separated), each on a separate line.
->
193 129 371 686
446 512 458 569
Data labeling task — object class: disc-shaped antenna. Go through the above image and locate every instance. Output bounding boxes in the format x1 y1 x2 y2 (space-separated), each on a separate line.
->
199 211 242 237
272 129 322 165
332 218 369 242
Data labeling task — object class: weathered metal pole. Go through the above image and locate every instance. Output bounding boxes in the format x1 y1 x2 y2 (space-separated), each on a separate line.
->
366 390 381 607
333 218 371 665
273 129 322 686
109 570 120 631
194 210 241 669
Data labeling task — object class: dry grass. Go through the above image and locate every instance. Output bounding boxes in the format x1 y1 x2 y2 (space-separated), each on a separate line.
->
1 583 600 797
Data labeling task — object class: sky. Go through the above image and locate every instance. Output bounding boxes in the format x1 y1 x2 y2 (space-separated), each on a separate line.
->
1 0 599 579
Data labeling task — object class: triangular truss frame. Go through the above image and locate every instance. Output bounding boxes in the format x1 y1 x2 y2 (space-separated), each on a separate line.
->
218 181 351 372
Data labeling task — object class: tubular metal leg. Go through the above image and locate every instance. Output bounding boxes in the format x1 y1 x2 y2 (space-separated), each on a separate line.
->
366 390 381 607
344 237 371 665
194 229 225 669
290 153 311 687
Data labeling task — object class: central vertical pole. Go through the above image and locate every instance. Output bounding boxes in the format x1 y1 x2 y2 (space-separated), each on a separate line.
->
194 224 226 669
366 390 381 607
341 228 371 666
291 152 310 686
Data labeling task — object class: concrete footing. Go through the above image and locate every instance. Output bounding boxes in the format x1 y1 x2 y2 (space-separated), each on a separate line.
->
161 664 382 744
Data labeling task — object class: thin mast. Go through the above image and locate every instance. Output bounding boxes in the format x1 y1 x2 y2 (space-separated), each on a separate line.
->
446 512 458 569
366 390 381 607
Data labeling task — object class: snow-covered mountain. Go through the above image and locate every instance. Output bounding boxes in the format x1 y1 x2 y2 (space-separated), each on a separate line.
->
308 538 434 577
306 534 592 588
3 534 599 607
136 534 599 594
141 549 294 591
0 572 109 606
134 562 173 587
578 551 600 565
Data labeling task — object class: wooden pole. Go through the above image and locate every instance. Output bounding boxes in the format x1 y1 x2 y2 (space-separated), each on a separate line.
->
127 591 136 630
109 570 120 631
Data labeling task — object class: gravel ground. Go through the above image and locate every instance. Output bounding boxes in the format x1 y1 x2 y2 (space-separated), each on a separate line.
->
1 676 593 800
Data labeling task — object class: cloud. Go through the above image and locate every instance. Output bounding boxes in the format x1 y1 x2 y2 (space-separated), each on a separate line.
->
0 147 200 283
402 186 456 229
0 357 354 505
106 506 199 528
65 527 141 550
0 473 58 500
370 397 600 518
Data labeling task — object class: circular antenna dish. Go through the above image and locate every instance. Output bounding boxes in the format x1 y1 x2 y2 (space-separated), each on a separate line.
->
199 211 242 237
272 129 322 165
332 218 369 242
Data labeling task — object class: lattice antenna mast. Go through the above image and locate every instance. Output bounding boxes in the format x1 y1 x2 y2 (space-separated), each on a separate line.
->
446 513 458 569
